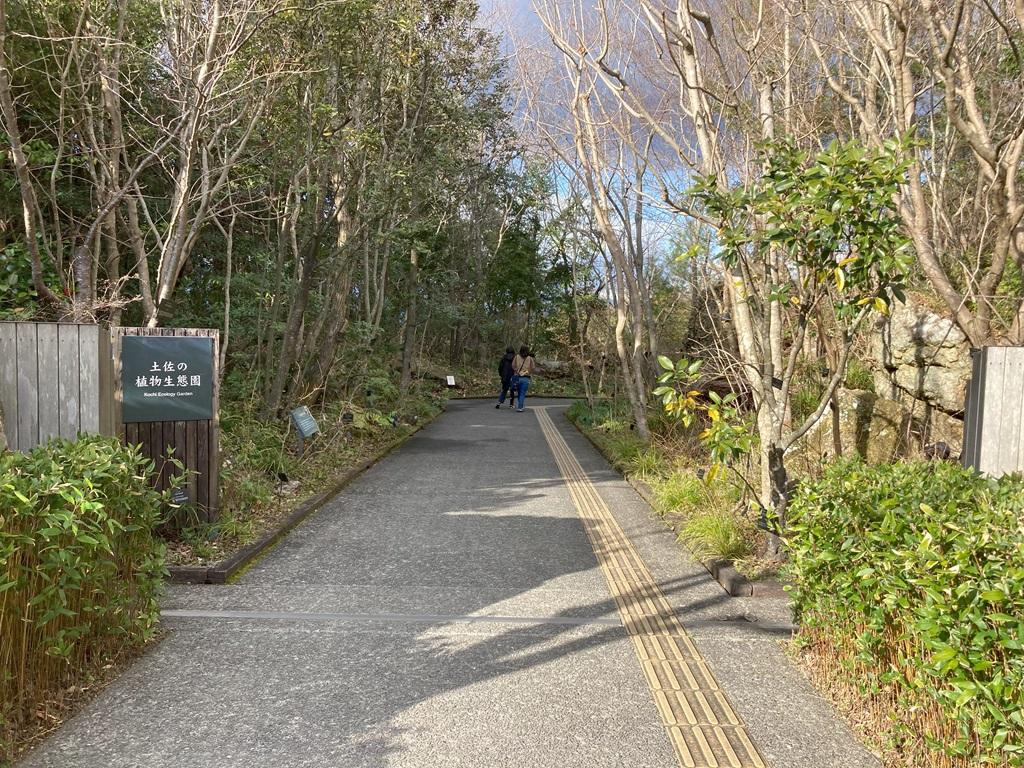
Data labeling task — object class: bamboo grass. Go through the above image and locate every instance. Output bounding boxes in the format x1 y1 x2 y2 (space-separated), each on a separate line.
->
1 437 166 761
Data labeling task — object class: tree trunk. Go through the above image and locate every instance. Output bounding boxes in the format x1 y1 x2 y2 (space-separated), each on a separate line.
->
762 444 789 558
399 247 419 395
218 213 235 383
265 232 321 417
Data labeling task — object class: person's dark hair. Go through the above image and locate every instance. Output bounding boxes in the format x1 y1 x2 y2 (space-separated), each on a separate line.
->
505 345 515 354
519 344 531 357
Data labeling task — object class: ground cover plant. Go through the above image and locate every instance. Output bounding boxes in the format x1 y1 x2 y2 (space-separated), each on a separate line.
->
787 460 1024 767
0 437 167 763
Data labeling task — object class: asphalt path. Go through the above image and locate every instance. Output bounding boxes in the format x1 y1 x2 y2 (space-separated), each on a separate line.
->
18 398 879 768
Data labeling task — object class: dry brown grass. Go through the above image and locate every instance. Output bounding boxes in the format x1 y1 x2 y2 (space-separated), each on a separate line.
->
792 628 1014 768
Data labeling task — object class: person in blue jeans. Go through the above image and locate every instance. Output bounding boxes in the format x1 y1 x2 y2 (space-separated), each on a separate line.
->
511 345 535 412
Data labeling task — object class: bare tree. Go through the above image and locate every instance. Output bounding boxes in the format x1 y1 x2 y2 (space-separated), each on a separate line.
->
806 0 1024 345
529 1 663 439
0 0 176 320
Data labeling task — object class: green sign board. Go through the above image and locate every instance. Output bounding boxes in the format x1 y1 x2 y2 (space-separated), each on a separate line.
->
121 336 214 422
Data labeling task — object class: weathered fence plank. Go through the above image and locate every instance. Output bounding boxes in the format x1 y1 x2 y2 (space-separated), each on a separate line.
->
996 349 1024 471
57 324 81 439
79 325 101 433
36 324 60 442
963 346 1024 477
186 419 199 504
15 323 39 451
0 323 17 448
978 348 1005 474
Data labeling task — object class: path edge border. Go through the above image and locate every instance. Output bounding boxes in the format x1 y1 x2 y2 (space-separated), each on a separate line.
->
166 414 438 585
564 409 787 599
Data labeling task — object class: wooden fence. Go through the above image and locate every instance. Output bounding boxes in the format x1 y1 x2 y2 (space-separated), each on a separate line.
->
962 346 1024 477
112 327 220 521
0 322 114 451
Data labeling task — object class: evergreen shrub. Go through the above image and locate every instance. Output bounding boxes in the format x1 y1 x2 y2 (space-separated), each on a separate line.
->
787 460 1024 765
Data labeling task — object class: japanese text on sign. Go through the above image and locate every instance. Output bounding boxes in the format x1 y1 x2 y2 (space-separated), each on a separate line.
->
121 336 215 422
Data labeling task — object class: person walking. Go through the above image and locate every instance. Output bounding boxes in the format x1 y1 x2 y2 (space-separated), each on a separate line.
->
511 344 535 412
496 346 516 409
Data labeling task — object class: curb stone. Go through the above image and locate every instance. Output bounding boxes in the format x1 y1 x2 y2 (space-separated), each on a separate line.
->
166 414 438 584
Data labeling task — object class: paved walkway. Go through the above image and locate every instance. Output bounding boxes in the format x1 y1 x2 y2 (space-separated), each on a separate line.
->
19 400 879 768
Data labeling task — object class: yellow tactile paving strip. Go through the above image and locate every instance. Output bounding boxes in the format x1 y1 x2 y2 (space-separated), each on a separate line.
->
536 408 768 768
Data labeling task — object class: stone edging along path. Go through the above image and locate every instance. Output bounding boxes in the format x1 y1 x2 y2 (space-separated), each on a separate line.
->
567 416 787 599
166 414 438 585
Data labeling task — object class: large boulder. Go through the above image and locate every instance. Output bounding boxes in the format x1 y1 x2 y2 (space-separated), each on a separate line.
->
797 388 964 471
534 358 571 377
870 298 972 414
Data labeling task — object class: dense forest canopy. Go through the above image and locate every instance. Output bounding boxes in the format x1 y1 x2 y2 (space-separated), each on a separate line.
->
1 0 598 415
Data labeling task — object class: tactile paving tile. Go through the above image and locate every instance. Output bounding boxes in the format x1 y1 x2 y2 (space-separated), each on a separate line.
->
536 408 768 768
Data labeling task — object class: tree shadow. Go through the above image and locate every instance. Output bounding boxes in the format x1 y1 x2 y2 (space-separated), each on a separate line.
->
18 399 747 768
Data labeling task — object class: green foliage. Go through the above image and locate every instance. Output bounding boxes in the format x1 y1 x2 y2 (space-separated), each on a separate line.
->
699 391 756 469
0 437 167 757
791 386 822 425
221 407 294 477
0 243 57 319
654 357 755 475
654 355 704 426
787 461 1024 765
622 447 668 480
696 137 914 317
844 358 875 391
650 472 704 516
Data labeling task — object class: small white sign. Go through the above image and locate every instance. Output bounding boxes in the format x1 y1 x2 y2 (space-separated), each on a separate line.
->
446 375 456 387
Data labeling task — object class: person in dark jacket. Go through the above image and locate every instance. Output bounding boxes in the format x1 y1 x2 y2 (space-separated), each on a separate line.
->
496 346 516 408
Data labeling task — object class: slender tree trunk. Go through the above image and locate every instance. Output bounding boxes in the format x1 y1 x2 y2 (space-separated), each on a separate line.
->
125 192 157 322
399 247 419 395
218 213 235 383
265 231 321 416
763 443 789 558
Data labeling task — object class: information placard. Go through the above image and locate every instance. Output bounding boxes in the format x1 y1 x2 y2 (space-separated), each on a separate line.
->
290 406 319 438
121 336 214 422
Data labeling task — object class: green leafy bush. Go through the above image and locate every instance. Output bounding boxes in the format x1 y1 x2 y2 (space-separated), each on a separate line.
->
1 437 167 757
787 460 1024 767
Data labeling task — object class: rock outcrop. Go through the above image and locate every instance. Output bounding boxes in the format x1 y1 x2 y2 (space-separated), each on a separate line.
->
870 299 972 414
797 388 964 471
